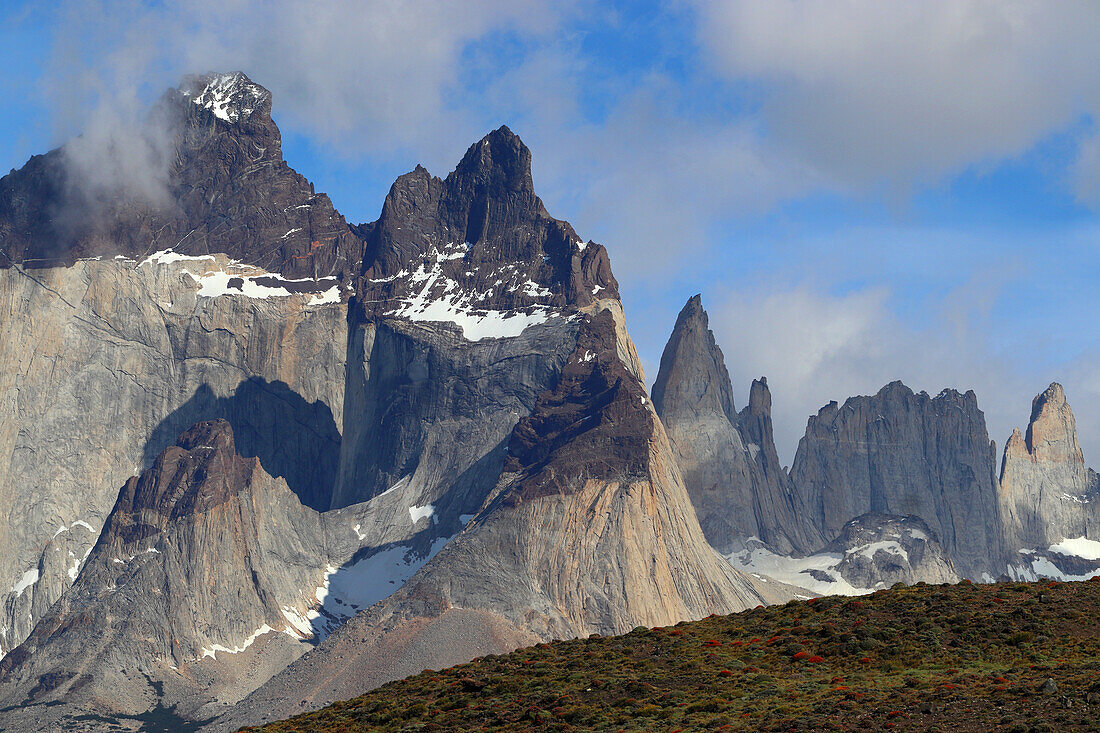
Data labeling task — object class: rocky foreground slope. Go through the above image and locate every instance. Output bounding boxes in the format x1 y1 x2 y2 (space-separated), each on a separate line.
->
248 578 1100 732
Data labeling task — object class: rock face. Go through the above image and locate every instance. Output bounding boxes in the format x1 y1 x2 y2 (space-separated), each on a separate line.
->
999 383 1100 550
0 421 331 728
999 383 1100 582
790 382 1003 579
652 296 820 555
333 125 614 514
824 514 960 589
213 309 801 732
0 256 347 660
0 72 353 660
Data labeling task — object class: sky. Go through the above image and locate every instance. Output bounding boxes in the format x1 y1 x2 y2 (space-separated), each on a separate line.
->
2 0 1099 464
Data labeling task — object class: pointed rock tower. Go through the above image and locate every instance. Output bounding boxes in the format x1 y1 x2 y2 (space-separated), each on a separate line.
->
0 421 333 725
999 383 1100 551
652 295 821 555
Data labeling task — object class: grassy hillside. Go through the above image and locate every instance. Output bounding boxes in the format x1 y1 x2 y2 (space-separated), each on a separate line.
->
247 579 1100 732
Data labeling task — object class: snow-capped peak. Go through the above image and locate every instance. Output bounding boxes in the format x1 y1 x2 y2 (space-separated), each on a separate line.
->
179 72 268 123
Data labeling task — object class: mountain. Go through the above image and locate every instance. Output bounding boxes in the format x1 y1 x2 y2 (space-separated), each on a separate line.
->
0 71 361 279
652 295 821 555
249 578 1100 733
214 307 799 730
820 513 960 588
0 73 804 731
1000 383 1100 580
0 73 352 662
332 124 619 514
789 382 1004 579
729 513 960 596
0 420 333 729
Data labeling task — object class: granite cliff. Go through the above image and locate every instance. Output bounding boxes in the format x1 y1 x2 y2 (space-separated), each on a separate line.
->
1000 383 1100 581
789 382 1003 579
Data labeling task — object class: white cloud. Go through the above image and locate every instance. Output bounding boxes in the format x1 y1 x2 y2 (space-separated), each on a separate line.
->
519 76 833 281
692 0 1100 191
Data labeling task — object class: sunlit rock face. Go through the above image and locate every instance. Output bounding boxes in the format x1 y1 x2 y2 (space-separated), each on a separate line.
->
999 383 1100 580
0 420 332 718
213 309 804 733
0 255 348 661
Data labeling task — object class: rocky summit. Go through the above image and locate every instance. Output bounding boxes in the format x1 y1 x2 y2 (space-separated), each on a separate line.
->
0 70 1097 732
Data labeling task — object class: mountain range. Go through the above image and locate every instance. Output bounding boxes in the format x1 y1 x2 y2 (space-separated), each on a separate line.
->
0 72 1096 731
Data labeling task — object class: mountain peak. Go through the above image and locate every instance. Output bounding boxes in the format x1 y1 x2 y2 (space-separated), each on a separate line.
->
745 377 771 416
652 294 737 424
1023 381 1083 464
177 71 271 123
450 125 534 195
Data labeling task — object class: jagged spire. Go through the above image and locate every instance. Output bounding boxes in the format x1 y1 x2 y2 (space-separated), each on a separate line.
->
1024 382 1084 464
652 294 737 425
450 125 534 195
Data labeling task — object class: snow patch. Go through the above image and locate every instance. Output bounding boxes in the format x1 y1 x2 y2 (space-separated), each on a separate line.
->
187 270 339 302
729 545 872 596
409 504 436 524
280 606 315 637
140 249 341 306
199 623 277 660
321 536 451 618
1048 536 1100 561
140 250 215 267
850 540 907 562
377 475 411 499
10 569 38 597
183 72 267 123
67 546 93 581
52 519 96 538
308 287 342 306
385 243 558 340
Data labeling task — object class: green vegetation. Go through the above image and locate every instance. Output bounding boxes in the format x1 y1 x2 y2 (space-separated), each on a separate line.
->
248 579 1100 732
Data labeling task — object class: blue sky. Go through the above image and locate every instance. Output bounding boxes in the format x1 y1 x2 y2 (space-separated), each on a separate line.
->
2 1 1099 461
